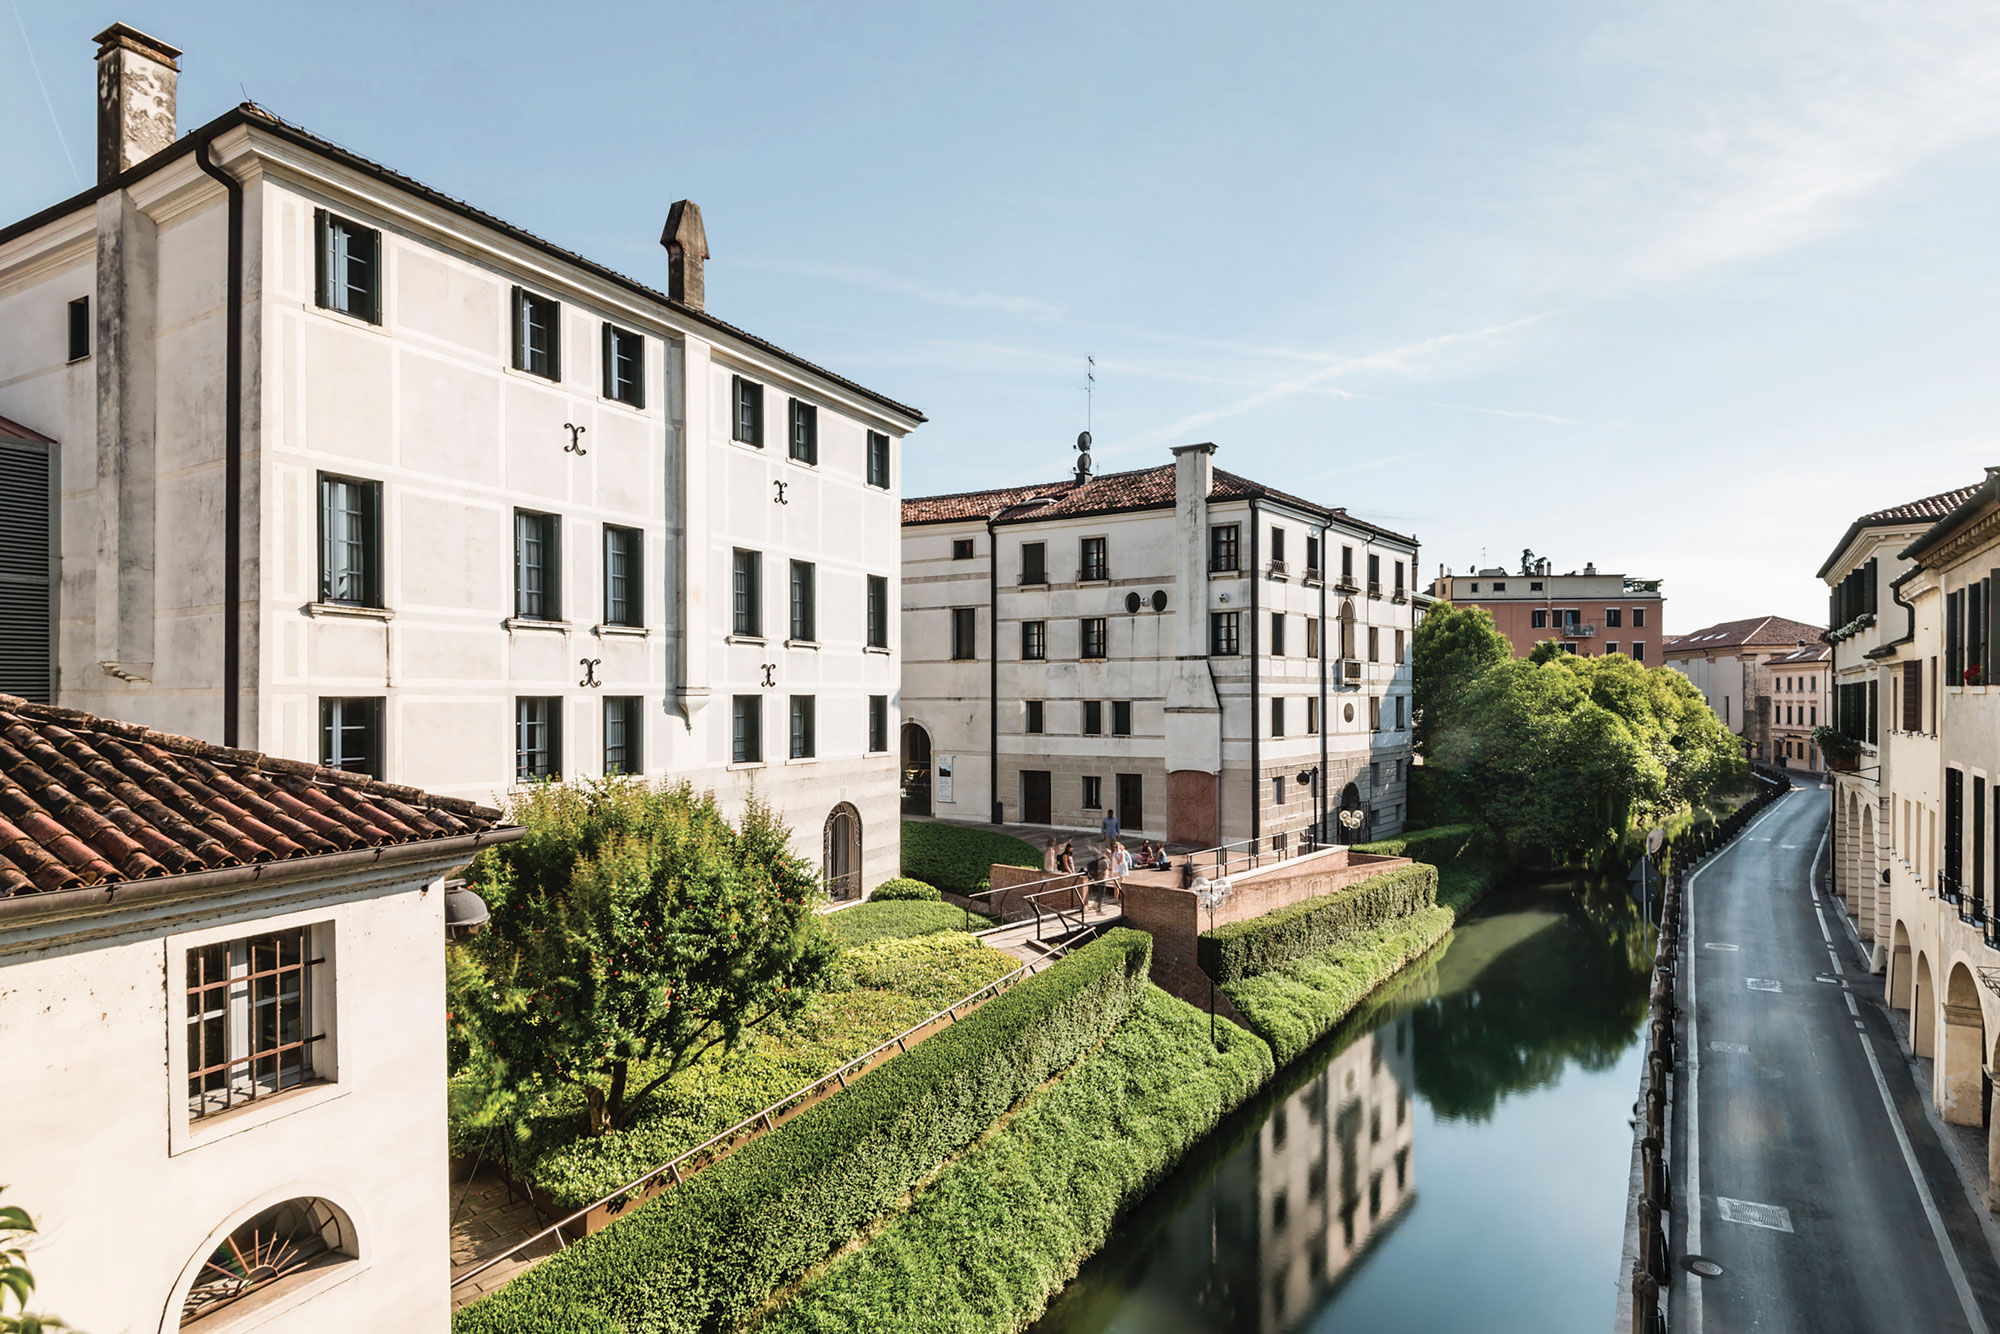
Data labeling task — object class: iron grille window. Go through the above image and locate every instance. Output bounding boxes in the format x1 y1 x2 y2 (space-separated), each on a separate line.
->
315 211 381 323
318 697 382 778
1271 613 1286 657
1022 620 1047 660
318 474 381 606
1082 776 1102 809
603 696 642 774
516 697 561 780
867 575 889 648
788 399 818 464
952 607 977 660
604 525 642 627
1210 525 1240 572
1083 701 1103 735
514 511 560 620
186 926 328 1120
733 549 762 636
733 375 764 445
1080 616 1108 659
511 287 560 379
1112 700 1132 736
67 296 89 360
1080 536 1109 581
1021 542 1046 585
790 695 816 758
1272 697 1285 737
790 560 816 641
868 694 888 752
603 324 644 406
732 694 762 763
1026 700 1044 733
1211 611 1240 655
866 431 890 488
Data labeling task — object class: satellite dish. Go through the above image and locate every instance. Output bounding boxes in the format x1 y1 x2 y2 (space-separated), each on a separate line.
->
1076 451 1093 472
1076 431 1091 450
1125 592 1142 613
1151 590 1167 612
1645 827 1665 856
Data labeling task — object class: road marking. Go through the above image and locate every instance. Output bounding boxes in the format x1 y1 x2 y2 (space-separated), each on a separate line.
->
1683 784 1797 1334
1815 974 1844 985
1747 978 1783 992
1779 843 1801 850
1704 942 1739 951
1854 1026 1991 1333
1710 1041 1749 1054
1718 1197 1795 1232
1844 991 1860 1017
1826 945 1845 976
1813 903 1833 944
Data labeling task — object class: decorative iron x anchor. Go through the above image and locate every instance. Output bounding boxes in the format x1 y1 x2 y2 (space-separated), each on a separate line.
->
579 658 602 688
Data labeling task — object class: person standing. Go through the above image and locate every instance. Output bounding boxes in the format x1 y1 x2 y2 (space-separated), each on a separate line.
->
1042 837 1060 875
1100 808 1121 847
1106 840 1131 909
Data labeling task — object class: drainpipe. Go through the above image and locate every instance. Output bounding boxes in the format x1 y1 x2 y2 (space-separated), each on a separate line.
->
986 514 1001 824
193 142 244 748
1319 524 1329 847
1206 657 1224 852
1249 498 1261 848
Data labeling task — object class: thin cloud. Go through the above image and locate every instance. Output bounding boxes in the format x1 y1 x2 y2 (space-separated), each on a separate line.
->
1428 402 1579 426
737 257 1065 318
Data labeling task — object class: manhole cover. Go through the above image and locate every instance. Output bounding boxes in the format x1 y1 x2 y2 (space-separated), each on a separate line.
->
1685 1256 1725 1278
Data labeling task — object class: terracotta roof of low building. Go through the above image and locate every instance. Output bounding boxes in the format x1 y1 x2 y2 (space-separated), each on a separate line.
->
0 415 54 443
1663 615 1825 654
1816 482 1983 578
0 696 509 899
1766 644 1832 665
902 462 1417 546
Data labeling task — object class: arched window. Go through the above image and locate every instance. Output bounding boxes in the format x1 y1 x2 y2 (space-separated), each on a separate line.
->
181 1198 354 1326
901 722 933 816
1338 601 1357 660
824 802 862 901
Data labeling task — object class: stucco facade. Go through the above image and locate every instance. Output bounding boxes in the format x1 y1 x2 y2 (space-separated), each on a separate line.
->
1426 564 1664 661
902 444 1415 851
0 32 918 894
1662 615 1826 766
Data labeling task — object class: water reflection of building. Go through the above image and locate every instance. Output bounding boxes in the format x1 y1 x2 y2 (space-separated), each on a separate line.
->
1254 1011 1417 1333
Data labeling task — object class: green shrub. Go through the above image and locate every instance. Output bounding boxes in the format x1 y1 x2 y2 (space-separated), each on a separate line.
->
1198 863 1438 984
868 877 941 902
901 821 1040 895
826 901 990 948
452 929 1155 1334
453 933 1013 1207
764 984 1274 1334
1437 861 1501 920
1354 822 1481 864
1224 906 1457 1064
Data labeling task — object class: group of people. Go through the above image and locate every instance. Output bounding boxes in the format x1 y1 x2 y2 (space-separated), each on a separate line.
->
1038 813 1171 909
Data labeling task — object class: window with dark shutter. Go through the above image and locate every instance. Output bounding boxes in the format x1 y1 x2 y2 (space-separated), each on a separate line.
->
867 575 889 648
868 695 888 752
67 297 89 361
788 399 818 464
316 210 382 323
1021 542 1046 585
603 324 644 406
1083 701 1103 735
603 696 642 774
319 474 382 607
511 288 560 379
1026 700 1044 734
0 438 52 703
733 550 762 637
514 511 560 620
733 375 764 445
866 431 890 488
951 608 976 660
1903 661 1923 732
603 525 642 627
790 560 816 642
1112 701 1131 736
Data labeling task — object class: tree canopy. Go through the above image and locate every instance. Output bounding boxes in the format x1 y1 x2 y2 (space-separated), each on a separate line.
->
1411 600 1512 757
453 780 839 1134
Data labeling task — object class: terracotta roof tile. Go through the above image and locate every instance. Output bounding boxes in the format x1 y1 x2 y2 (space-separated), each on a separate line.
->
1859 485 1981 526
903 462 1416 545
1766 644 1831 665
1663 615 1825 654
0 695 508 899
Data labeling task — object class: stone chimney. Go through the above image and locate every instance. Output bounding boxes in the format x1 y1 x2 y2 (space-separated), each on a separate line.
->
662 200 708 311
94 23 180 184
1584 561 1597 576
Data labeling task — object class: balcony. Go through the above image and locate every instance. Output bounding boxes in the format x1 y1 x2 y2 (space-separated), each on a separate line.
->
1303 565 1324 585
1391 587 1408 604
1333 577 1359 594
1559 623 1597 638
1268 558 1289 577
1367 580 1383 599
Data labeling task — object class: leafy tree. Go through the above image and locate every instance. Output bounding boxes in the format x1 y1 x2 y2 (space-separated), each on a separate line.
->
454 780 839 1134
1410 601 1512 757
1 1191 74 1334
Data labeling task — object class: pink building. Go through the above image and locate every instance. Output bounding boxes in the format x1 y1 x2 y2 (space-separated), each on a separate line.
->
1426 563 1666 662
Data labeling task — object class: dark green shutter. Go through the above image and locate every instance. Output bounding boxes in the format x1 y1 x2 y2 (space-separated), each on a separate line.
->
602 323 615 399
510 287 525 370
0 439 54 702
314 209 330 309
547 299 562 382
365 225 383 325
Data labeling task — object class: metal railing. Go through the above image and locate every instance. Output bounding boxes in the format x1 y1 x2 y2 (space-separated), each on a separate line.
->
449 940 1082 1295
1560 622 1597 638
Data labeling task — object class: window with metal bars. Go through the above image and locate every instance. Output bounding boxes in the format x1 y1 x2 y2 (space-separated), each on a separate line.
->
516 697 562 780
514 511 560 620
1080 616 1108 659
186 926 329 1120
1022 619 1046 660
603 696 642 775
604 525 642 627
315 211 381 323
318 474 381 606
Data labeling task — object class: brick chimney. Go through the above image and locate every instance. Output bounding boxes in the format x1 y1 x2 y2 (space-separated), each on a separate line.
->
94 23 180 183
661 200 708 311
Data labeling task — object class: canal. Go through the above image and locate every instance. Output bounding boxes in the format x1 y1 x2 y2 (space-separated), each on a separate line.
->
1029 879 1654 1334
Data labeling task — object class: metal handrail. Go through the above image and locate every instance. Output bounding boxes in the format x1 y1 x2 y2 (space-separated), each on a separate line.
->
449 942 1077 1292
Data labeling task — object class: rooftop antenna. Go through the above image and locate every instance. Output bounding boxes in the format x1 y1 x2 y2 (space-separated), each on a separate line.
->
1074 355 1095 484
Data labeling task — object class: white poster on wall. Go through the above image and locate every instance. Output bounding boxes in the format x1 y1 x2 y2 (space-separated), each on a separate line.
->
936 755 955 804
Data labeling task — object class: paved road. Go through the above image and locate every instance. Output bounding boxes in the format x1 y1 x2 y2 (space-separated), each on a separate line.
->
1671 784 2000 1334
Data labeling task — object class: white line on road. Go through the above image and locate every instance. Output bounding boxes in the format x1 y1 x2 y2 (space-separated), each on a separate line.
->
1813 903 1833 944
1747 978 1783 992
1710 1041 1749 1054
1845 991 1860 1017
1718 1197 1795 1232
1855 1027 1990 1334
1704 942 1739 951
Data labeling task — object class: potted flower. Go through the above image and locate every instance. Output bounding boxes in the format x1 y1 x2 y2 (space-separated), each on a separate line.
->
1813 726 1861 772
1967 664 1986 686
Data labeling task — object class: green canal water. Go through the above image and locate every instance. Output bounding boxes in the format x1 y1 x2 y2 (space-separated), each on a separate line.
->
1029 879 1654 1334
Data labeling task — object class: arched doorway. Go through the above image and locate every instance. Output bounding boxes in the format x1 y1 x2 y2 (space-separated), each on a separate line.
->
179 1197 355 1326
901 722 932 816
1915 953 1938 1059
1942 964 1987 1127
824 802 862 901
1890 921 1912 1010
1858 804 1877 939
1335 782 1365 845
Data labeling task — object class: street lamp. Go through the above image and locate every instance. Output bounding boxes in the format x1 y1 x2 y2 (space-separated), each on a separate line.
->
1197 877 1234 1046
1296 766 1320 849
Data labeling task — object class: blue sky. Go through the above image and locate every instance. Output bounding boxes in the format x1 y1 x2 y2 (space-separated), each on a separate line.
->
7 1 1998 633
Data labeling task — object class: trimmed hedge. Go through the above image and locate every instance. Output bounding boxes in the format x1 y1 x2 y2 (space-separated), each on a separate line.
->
453 929 1155 1334
1437 861 1501 920
763 984 1274 1334
901 820 1040 895
869 877 941 902
1353 822 1481 864
826 901 989 948
1224 905 1457 1064
1198 863 1439 985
